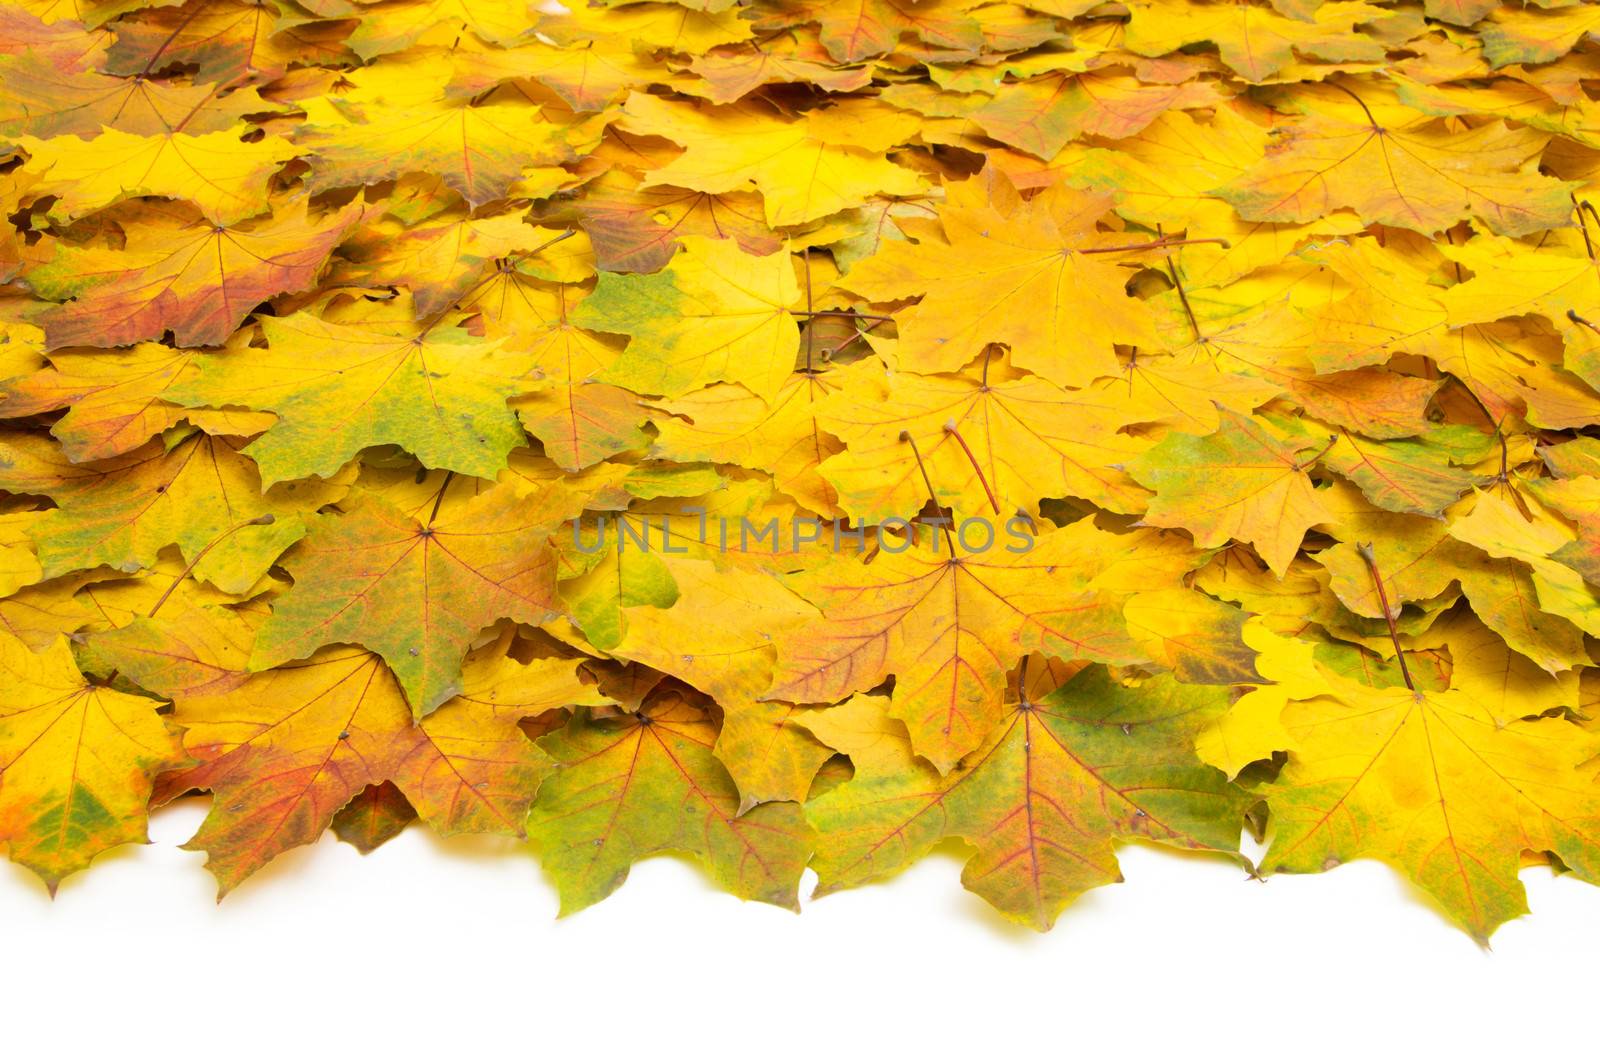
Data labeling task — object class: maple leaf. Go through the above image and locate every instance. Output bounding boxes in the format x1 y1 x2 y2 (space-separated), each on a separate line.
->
614 92 927 227
813 354 1153 520
447 37 665 112
608 556 819 704
0 630 185 891
1226 629 1600 941
105 0 352 84
650 371 847 516
1123 0 1387 82
805 668 1251 929
687 34 873 104
17 125 296 225
1059 105 1365 288
1 342 274 460
526 692 813 914
973 72 1224 161
752 0 985 62
34 200 360 350
163 311 535 484
1129 409 1335 577
567 166 780 273
95 606 602 893
538 1 756 54
573 235 801 400
331 781 419 854
509 315 652 473
297 100 578 209
841 169 1158 387
767 528 1142 772
1217 84 1577 237
249 487 564 714
715 699 835 813
1441 231 1600 348
1122 588 1262 685
0 51 271 138
344 213 572 319
1480 5 1600 68
26 430 346 594
345 0 534 58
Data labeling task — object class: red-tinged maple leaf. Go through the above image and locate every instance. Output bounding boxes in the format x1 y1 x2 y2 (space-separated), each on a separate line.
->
35 200 359 349
94 605 605 894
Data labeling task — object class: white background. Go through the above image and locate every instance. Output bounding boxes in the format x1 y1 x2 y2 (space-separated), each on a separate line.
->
5 799 1596 1058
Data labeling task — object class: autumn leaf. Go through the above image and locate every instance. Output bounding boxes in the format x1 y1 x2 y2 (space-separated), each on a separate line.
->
1123 0 1387 82
1221 627 1600 941
1122 588 1262 685
813 353 1153 520
345 0 536 59
752 0 985 63
0 631 185 891
17 125 296 225
527 692 813 914
574 235 801 400
0 51 271 138
614 92 926 227
688 34 873 104
447 37 666 112
567 168 779 273
34 200 360 350
1 341 275 460
164 311 535 483
250 487 565 714
973 72 1223 161
1130 409 1334 577
715 699 836 813
104 1 351 83
767 528 1141 772
1217 84 1577 237
95 606 598 893
840 169 1158 387
25 430 345 595
805 667 1251 929
297 100 578 208
331 782 419 854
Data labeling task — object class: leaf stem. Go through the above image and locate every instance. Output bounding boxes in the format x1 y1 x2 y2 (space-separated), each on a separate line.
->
148 514 277 618
1325 80 1383 130
900 430 957 555
1079 236 1230 255
1575 199 1597 262
803 247 814 372
1158 223 1202 342
942 421 1000 514
1355 542 1414 692
1580 201 1600 254
428 471 456 527
1568 308 1600 337
1295 434 1339 472
791 309 897 323
524 226 579 258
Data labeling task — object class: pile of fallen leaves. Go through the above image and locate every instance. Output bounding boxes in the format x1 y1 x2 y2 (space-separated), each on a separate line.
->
1 0 1599 943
